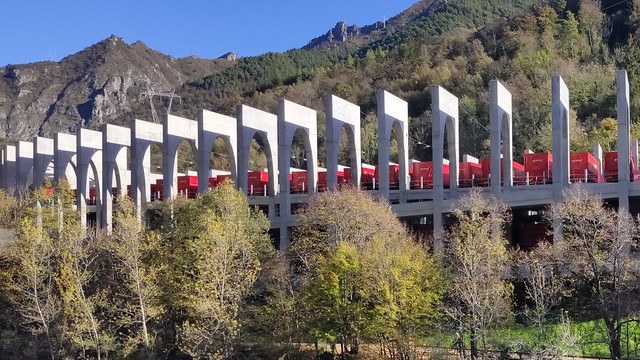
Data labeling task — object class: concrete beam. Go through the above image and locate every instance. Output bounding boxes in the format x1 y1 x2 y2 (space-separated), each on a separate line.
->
326 94 361 189
198 110 237 193
489 80 513 193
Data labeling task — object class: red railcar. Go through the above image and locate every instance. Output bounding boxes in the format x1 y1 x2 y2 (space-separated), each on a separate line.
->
290 169 308 193
155 180 163 200
410 161 450 189
481 158 527 185
208 177 217 190
603 152 640 182
247 170 268 195
524 152 553 184
570 152 602 183
178 175 198 198
374 164 400 189
459 162 483 187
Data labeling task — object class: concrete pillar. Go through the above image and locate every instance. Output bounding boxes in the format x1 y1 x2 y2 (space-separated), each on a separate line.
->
278 99 317 249
33 137 54 188
2 145 16 192
197 110 237 193
617 70 631 212
431 86 459 250
237 105 278 223
593 143 603 178
326 94 361 189
552 75 570 192
54 133 77 187
16 140 34 190
632 139 639 170
131 119 163 217
489 80 513 194
77 128 102 229
163 114 198 201
102 124 131 233
376 90 409 201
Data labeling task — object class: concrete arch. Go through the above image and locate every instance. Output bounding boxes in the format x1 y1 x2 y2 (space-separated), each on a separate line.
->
376 90 409 201
77 128 103 229
278 99 318 249
552 75 570 190
237 105 278 197
325 94 361 189
102 124 131 233
33 137 54 188
2 145 17 192
489 80 513 193
54 133 77 188
431 86 459 250
163 114 198 200
131 119 163 216
198 109 237 193
16 140 34 190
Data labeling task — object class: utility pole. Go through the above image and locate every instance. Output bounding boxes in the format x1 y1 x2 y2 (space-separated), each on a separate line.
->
141 90 181 124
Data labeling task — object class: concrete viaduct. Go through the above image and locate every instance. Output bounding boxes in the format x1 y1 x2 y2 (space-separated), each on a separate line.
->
1 70 638 249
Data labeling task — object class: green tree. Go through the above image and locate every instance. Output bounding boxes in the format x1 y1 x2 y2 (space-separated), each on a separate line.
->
445 190 512 360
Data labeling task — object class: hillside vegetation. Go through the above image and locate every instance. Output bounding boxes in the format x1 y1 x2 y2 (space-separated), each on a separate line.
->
174 0 640 165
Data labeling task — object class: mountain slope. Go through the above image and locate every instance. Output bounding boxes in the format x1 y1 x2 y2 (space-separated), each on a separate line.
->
0 35 232 140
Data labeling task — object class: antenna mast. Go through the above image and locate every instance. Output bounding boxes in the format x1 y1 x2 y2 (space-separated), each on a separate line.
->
141 90 182 124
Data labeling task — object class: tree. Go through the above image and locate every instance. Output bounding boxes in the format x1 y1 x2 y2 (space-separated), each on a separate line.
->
548 186 639 360
294 189 443 358
578 0 605 58
445 190 512 360
164 182 271 359
109 198 164 355
7 216 59 359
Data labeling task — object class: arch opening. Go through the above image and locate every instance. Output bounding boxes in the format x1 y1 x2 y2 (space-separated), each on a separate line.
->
176 139 197 198
290 128 311 194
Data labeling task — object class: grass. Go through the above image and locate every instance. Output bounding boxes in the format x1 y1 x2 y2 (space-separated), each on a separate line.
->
422 319 640 358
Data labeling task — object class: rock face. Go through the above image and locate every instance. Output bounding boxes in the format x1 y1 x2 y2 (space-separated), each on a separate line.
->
303 0 439 50
219 52 239 61
0 35 232 140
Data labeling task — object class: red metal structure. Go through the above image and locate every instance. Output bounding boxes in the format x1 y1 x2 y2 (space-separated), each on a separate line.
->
459 161 483 187
570 152 602 183
603 152 640 182
481 158 526 185
410 161 450 189
524 152 553 184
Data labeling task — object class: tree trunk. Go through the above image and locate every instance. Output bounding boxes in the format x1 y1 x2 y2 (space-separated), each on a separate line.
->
470 327 478 360
605 319 622 360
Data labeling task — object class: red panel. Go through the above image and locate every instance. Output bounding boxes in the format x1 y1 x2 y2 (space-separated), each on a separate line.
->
570 152 602 183
524 152 553 183
208 177 217 189
410 161 450 188
290 170 308 193
374 164 400 185
459 162 483 187
481 158 526 185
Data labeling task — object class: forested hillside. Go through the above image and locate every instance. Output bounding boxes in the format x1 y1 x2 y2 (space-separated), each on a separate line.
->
174 0 640 165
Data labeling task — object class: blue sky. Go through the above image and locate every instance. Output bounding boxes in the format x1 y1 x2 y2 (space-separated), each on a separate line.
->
1 0 418 67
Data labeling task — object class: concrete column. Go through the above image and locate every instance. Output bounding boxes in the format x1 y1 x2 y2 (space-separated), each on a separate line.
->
2 145 16 192
16 140 34 190
632 139 639 170
33 137 54 188
593 143 603 178
54 133 77 187
77 128 102 229
163 114 197 201
376 90 409 201
489 80 513 194
278 99 317 249
197 110 237 193
431 86 459 250
552 75 570 192
237 105 278 224
131 119 163 218
617 70 631 212
102 124 131 233
326 94 361 189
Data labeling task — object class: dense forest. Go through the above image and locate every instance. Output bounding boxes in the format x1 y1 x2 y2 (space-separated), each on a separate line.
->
170 0 640 167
